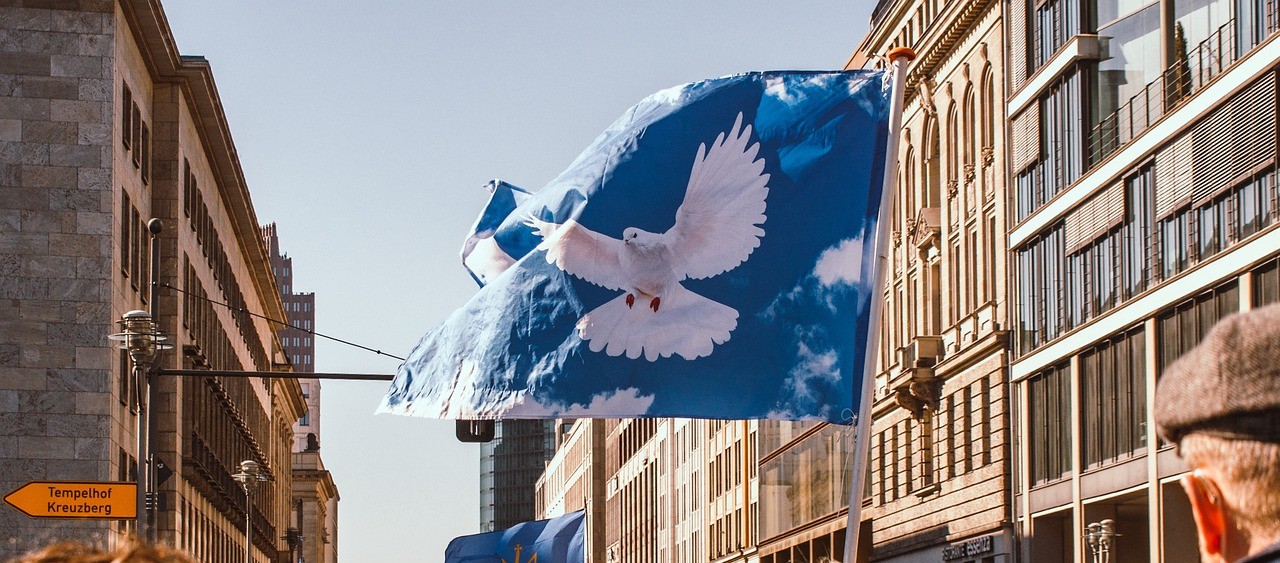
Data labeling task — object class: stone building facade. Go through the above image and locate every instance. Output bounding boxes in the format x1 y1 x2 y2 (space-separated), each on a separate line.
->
535 418 606 563
0 1 306 560
291 450 338 563
758 0 1014 561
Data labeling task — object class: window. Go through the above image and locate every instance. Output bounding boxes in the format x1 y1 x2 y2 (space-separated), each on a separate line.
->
129 204 140 289
1080 326 1147 467
1034 0 1081 69
140 123 150 184
131 104 141 168
967 228 978 311
1016 224 1065 354
1197 193 1229 258
985 214 998 300
121 83 132 149
1092 3 1162 133
1123 165 1155 298
1159 207 1191 278
963 87 976 178
925 118 942 207
1017 71 1086 221
947 103 959 187
962 385 973 473
120 190 131 277
1255 258 1280 306
1029 362 1072 484
981 68 996 156
1158 281 1239 369
1237 169 1275 239
1174 0 1233 60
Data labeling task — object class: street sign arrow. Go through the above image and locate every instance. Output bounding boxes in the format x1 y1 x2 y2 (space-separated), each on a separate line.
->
3 481 136 520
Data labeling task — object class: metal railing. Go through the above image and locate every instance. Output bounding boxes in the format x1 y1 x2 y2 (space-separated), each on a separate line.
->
1086 12 1278 168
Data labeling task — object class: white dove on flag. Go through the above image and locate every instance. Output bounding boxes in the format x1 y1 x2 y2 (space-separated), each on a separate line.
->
525 112 770 361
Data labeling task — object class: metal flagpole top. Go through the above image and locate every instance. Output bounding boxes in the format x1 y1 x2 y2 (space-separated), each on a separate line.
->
886 46 918 63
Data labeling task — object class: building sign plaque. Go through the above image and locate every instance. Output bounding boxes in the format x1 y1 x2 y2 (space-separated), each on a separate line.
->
941 535 994 560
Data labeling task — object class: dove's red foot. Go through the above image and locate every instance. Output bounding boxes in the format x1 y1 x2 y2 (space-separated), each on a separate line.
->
650 297 661 312
626 294 635 308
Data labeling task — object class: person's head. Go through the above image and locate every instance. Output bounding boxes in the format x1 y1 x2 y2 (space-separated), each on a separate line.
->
1155 303 1280 562
11 537 196 563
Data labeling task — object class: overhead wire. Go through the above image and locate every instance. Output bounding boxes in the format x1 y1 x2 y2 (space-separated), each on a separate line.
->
158 282 406 362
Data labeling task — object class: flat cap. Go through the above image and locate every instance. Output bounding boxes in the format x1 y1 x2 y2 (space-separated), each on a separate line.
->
1154 302 1280 445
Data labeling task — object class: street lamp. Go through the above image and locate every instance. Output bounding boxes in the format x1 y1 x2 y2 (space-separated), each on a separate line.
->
1085 519 1119 563
108 309 171 540
233 460 270 563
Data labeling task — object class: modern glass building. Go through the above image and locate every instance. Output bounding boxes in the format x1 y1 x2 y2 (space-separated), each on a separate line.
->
1007 0 1280 560
479 420 557 531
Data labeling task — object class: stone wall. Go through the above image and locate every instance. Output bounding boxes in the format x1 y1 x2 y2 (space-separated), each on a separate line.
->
0 1 120 556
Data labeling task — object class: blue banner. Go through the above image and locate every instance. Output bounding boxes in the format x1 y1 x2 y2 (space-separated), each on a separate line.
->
382 70 891 423
444 510 585 563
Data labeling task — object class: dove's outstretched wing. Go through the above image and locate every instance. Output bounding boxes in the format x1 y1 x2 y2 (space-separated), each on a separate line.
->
526 216 630 291
666 112 770 280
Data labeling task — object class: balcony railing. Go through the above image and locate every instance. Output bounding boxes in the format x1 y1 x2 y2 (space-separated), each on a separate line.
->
1086 13 1277 168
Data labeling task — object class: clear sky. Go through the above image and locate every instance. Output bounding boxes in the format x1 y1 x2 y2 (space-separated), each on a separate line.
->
163 2 874 560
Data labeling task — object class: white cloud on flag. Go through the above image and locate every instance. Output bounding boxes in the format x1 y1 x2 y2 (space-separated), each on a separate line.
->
813 236 865 287
503 387 656 418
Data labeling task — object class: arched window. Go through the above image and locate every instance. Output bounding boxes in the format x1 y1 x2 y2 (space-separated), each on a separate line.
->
981 66 996 156
963 85 976 172
946 103 958 189
926 117 941 207
903 147 916 222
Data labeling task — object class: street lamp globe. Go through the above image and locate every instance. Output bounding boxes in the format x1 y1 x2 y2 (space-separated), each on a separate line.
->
108 310 172 364
233 460 270 563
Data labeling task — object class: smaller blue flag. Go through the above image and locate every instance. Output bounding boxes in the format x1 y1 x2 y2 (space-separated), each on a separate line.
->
463 180 532 286
444 510 585 563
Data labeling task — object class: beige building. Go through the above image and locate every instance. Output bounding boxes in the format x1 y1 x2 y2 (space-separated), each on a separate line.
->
0 1 306 560
1005 0 1280 561
758 0 1013 561
535 418 606 562
592 418 757 563
292 450 338 563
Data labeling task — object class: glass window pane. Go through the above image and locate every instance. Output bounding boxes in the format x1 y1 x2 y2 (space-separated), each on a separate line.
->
1097 0 1160 27
1094 4 1163 127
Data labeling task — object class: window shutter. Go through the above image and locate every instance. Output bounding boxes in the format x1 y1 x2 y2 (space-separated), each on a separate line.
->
1009 0 1029 90
1065 181 1124 251
1156 133 1194 217
1191 72 1277 201
1011 104 1041 173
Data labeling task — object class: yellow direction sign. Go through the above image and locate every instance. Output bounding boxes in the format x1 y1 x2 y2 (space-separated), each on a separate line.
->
3 481 136 520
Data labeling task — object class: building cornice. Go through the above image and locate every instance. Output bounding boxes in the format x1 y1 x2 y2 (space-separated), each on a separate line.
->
119 0 287 328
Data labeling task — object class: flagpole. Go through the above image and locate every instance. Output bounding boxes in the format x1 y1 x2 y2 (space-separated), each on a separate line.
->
842 46 915 563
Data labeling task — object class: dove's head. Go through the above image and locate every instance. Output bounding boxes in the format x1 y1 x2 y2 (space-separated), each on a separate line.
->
622 227 663 253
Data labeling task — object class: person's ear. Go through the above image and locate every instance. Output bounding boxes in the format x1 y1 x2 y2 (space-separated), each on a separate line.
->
1182 471 1229 562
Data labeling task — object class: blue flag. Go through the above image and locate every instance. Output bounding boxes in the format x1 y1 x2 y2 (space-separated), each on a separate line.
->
463 180 532 286
381 70 892 423
444 510 586 563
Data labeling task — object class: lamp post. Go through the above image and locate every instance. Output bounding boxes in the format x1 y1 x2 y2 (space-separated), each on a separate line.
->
108 309 170 540
233 460 270 563
1085 519 1119 563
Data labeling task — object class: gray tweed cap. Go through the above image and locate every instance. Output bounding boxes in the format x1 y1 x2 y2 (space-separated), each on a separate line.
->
1154 302 1280 445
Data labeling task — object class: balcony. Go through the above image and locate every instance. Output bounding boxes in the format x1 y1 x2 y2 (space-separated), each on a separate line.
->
944 300 999 354
1086 16 1277 169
